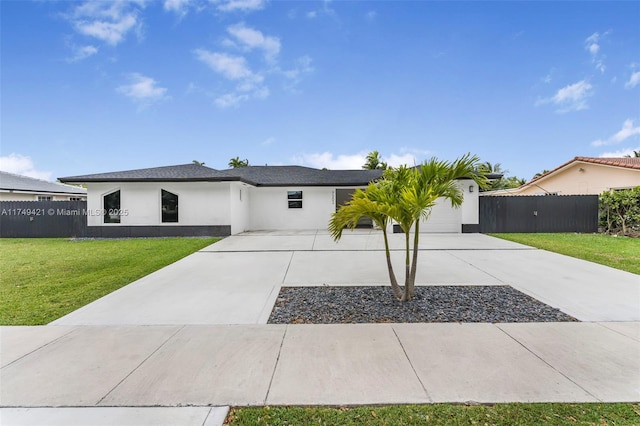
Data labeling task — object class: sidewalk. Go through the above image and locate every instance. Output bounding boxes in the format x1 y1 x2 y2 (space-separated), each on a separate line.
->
3 322 639 409
2 231 640 425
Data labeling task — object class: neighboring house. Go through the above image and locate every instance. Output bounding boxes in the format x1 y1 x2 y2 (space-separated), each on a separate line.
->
59 163 481 237
0 171 87 201
482 157 640 196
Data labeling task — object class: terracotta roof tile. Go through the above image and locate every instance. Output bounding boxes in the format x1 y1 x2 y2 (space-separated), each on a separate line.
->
526 156 640 186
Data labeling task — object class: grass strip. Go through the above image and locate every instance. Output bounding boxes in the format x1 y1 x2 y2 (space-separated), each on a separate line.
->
226 403 640 425
0 237 218 325
490 233 640 275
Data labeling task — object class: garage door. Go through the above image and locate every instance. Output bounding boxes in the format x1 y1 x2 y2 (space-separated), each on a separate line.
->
419 198 462 233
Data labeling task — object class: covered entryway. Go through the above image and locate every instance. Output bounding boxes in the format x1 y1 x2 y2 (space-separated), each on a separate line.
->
335 189 373 228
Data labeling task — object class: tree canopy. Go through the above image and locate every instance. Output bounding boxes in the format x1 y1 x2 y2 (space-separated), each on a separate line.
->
228 157 249 168
362 151 388 170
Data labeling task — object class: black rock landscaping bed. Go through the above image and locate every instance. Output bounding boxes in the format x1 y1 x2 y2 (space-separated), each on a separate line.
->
268 285 578 324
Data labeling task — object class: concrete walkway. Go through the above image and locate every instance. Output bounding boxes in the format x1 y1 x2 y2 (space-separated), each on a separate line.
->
2 231 640 425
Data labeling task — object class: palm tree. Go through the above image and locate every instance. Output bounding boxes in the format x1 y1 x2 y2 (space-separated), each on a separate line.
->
331 153 485 301
624 150 640 158
329 182 403 299
192 160 206 166
362 151 388 170
228 157 249 168
398 154 485 299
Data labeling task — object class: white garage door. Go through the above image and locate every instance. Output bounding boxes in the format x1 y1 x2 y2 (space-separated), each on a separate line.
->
419 198 462 233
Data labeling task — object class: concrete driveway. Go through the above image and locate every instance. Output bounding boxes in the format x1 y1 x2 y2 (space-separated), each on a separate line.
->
2 230 639 425
52 230 640 325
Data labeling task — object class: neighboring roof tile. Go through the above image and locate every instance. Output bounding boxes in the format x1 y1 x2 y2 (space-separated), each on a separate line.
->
59 164 237 183
526 156 640 187
0 171 87 195
575 156 640 169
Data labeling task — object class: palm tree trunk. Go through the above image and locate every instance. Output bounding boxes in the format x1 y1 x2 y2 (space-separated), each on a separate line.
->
382 229 403 300
408 220 420 298
402 229 411 301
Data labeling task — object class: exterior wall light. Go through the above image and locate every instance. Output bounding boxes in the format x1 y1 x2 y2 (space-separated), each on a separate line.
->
469 185 474 193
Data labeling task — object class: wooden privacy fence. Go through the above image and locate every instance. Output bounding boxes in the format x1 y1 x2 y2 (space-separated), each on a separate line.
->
0 201 88 238
479 195 599 233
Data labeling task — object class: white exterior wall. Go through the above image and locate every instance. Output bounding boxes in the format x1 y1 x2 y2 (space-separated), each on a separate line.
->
0 192 85 201
412 179 479 233
461 179 479 225
248 186 335 231
86 182 231 227
230 182 251 234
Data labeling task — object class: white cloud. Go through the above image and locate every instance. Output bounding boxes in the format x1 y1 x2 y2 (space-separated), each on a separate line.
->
536 79 593 113
215 92 249 108
292 150 421 170
282 55 314 82
226 23 280 61
164 0 191 15
600 147 640 158
592 119 640 147
585 32 600 55
365 10 377 22
67 45 98 62
584 31 609 74
194 49 254 80
261 137 275 146
0 154 52 181
67 1 144 46
117 73 169 105
194 48 268 108
625 71 640 89
293 152 367 169
213 0 266 12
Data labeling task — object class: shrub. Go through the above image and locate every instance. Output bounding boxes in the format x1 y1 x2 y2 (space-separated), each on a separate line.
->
599 186 640 237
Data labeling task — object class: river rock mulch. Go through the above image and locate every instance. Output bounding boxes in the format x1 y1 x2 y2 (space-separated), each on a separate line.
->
267 285 578 324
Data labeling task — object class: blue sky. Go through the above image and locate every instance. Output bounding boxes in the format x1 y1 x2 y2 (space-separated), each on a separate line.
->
1 0 639 182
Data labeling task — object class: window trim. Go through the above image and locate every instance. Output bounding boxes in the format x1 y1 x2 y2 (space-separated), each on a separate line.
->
103 189 121 224
161 189 179 223
287 190 303 209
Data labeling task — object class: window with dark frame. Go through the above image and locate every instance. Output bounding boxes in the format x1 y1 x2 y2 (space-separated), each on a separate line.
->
103 190 121 223
287 190 303 209
161 190 179 223
37 196 52 201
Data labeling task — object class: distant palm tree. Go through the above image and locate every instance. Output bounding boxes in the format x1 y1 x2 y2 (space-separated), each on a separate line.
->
192 160 205 166
476 161 507 175
624 150 640 158
228 157 249 168
362 151 388 170
533 169 550 179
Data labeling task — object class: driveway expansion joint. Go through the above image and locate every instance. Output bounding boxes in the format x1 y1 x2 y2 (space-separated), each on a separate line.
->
96 325 186 406
494 324 601 402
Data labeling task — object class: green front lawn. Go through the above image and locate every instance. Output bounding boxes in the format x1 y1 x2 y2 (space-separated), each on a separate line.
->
489 233 640 275
0 237 218 325
227 403 640 425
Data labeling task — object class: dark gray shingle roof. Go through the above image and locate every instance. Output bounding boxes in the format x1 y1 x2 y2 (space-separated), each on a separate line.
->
223 166 383 186
59 164 237 183
0 171 87 195
59 164 383 187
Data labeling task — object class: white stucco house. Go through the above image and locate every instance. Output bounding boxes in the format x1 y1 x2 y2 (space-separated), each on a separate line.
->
59 163 480 237
0 171 87 201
